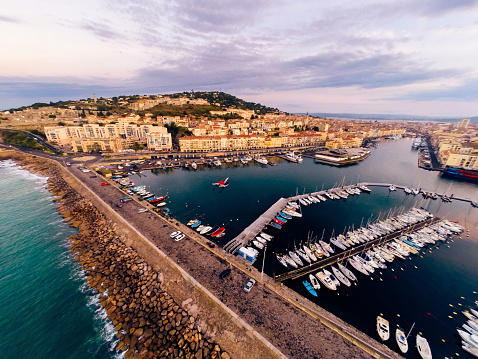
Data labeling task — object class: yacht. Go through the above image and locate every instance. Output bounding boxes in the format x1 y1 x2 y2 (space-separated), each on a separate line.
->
359 185 371 193
260 232 274 241
376 316 390 341
255 236 267 245
276 254 289 269
303 245 317 261
315 271 337 290
252 240 264 249
282 254 298 268
288 250 304 266
296 248 311 264
462 341 478 357
285 151 303 163
395 327 408 353
416 334 432 359
212 157 222 166
254 156 268 165
348 257 370 276
323 269 340 288
319 240 334 254
191 162 197 170
331 266 351 286
337 262 358 282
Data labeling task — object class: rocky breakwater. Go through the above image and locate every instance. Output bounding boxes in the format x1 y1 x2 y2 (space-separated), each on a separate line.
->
47 170 230 359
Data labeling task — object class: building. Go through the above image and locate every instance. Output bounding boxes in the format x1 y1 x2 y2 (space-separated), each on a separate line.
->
45 123 172 152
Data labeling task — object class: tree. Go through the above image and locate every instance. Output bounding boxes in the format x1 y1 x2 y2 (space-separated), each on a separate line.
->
48 114 56 118
131 142 144 152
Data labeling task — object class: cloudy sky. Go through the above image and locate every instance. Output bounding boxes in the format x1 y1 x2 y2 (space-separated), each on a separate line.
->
1 0 478 117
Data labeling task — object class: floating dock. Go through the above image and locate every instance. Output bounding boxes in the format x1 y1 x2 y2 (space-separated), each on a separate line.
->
223 182 472 255
273 217 439 282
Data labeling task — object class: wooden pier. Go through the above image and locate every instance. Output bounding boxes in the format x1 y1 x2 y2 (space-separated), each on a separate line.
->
223 182 472 255
273 217 439 282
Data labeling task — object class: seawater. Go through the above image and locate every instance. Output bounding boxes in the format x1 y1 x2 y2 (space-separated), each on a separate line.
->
132 139 478 358
0 161 119 359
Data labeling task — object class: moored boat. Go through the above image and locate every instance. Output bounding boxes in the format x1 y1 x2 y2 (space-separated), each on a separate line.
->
396 327 408 353
416 334 432 359
376 316 390 341
315 271 337 291
331 266 351 286
309 274 321 291
303 280 318 297
337 262 358 282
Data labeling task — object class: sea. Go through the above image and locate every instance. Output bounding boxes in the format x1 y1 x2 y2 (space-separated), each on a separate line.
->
0 161 119 359
1 138 477 358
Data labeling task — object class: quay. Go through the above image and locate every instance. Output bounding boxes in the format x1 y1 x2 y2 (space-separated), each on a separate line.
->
224 182 472 255
273 216 439 282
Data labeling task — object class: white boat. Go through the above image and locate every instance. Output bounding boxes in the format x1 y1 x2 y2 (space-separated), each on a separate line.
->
309 274 321 291
252 240 264 249
296 248 311 264
285 151 303 163
255 236 267 245
196 225 205 232
463 311 478 322
317 194 327 201
299 198 309 206
315 271 337 290
288 251 304 266
282 254 298 268
260 232 274 241
200 226 212 235
287 201 300 209
276 254 288 269
376 316 390 341
468 320 478 332
457 328 478 348
348 257 370 276
191 162 197 170
319 240 334 254
282 209 302 217
396 327 408 353
404 187 412 194
254 156 268 165
359 185 371 193
212 158 222 166
187 219 198 226
464 323 478 336
337 262 358 282
389 184 396 191
471 308 478 318
303 245 317 261
323 269 340 288
331 266 351 286
462 341 478 357
416 334 432 359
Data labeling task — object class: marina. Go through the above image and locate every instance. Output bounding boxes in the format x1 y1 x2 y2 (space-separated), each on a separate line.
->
99 138 478 358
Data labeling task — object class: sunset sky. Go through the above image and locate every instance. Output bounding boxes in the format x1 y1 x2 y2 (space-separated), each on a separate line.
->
2 0 478 117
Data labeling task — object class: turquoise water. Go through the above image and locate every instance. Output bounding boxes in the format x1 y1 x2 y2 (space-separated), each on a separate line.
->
132 138 478 358
0 161 118 359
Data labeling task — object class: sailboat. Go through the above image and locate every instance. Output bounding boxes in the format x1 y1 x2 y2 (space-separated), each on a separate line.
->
395 325 411 354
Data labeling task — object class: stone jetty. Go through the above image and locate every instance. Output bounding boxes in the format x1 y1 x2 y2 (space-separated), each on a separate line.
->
5 152 229 359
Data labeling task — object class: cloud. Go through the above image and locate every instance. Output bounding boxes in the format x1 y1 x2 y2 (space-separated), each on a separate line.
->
79 20 121 41
0 15 21 23
391 78 478 101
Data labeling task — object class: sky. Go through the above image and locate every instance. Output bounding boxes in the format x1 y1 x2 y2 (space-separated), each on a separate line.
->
1 0 478 117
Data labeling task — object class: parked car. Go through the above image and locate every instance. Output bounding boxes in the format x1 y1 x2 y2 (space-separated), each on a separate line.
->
208 242 216 248
116 203 123 208
170 231 182 238
244 278 256 293
90 175 97 178
100 182 110 186
219 268 231 279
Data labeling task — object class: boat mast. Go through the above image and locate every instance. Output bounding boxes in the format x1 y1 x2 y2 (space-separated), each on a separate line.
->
406 322 415 339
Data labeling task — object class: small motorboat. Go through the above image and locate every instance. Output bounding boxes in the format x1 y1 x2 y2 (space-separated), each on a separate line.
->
276 254 288 269
396 327 408 353
260 232 274 241
303 280 318 297
252 240 264 249
309 274 321 291
376 316 390 341
416 334 432 359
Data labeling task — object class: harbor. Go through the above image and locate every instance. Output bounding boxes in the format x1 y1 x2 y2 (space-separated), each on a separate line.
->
28 138 478 359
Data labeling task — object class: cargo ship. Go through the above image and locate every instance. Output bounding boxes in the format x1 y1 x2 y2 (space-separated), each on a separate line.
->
442 166 478 182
